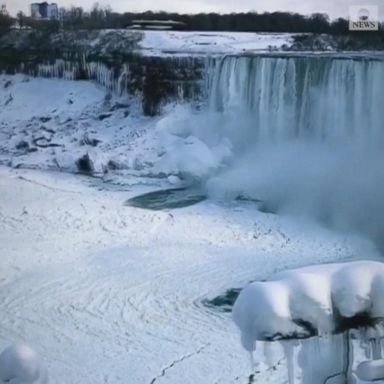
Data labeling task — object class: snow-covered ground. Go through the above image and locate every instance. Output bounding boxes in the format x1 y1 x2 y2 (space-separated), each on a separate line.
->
0 75 227 179
0 74 382 383
0 75 158 175
137 31 295 55
0 166 379 384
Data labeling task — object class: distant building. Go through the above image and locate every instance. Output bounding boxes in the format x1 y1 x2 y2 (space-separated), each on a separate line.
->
128 20 186 30
0 4 8 15
30 2 59 20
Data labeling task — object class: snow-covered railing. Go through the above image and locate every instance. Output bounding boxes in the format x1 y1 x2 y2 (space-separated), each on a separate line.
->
233 261 384 383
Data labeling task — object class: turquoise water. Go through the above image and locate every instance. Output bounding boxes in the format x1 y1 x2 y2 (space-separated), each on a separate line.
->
125 187 206 210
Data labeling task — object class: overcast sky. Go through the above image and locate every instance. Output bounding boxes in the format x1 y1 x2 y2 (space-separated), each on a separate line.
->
4 0 384 19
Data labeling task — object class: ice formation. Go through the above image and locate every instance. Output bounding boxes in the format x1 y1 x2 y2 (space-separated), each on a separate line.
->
37 59 116 91
233 261 384 383
0 344 46 383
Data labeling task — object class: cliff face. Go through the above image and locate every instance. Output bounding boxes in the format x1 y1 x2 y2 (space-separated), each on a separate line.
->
1 29 383 115
0 30 206 115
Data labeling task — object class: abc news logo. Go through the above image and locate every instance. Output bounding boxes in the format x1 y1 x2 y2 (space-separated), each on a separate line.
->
349 6 379 31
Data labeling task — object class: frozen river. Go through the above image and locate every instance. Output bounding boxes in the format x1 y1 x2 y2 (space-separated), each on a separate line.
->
0 167 378 384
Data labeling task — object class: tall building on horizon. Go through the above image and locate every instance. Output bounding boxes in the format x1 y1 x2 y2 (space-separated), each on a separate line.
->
30 2 59 20
0 3 8 15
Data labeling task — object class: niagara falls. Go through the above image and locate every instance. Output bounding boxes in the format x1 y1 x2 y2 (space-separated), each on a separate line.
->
1 2 384 383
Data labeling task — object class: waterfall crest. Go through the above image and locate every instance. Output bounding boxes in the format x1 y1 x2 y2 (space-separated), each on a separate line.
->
157 55 384 244
208 55 384 144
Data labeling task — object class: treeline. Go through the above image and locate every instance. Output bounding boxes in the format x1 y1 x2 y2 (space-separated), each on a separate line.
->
57 7 344 33
0 13 13 35
1 4 383 35
121 11 350 34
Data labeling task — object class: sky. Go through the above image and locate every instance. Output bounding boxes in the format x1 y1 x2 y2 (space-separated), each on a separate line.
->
3 0 384 19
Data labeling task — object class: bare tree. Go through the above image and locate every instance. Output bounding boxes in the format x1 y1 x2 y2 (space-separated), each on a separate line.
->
16 11 25 29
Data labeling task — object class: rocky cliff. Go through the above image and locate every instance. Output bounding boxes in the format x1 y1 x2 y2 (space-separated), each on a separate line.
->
0 30 206 115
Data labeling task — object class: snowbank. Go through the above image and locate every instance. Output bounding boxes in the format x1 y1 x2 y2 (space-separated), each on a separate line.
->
0 75 105 123
138 31 295 55
0 166 378 384
0 75 149 174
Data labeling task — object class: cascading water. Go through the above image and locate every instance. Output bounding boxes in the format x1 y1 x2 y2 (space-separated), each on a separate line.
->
157 54 384 244
208 56 384 144
209 56 384 384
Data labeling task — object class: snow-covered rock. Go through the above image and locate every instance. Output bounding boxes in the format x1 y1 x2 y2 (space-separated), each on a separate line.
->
0 344 45 384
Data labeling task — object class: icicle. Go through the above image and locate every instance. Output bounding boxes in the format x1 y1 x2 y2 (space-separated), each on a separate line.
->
177 84 184 101
370 337 381 360
282 340 296 384
343 331 354 383
249 350 255 371
380 338 384 359
117 63 131 96
359 328 372 359
263 341 284 369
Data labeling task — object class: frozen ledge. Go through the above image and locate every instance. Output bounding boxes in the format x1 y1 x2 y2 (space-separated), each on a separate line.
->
233 260 384 346
233 261 384 383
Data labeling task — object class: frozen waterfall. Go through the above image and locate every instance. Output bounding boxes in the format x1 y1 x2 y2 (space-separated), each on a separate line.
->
208 55 384 144
175 55 384 244
156 55 384 243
